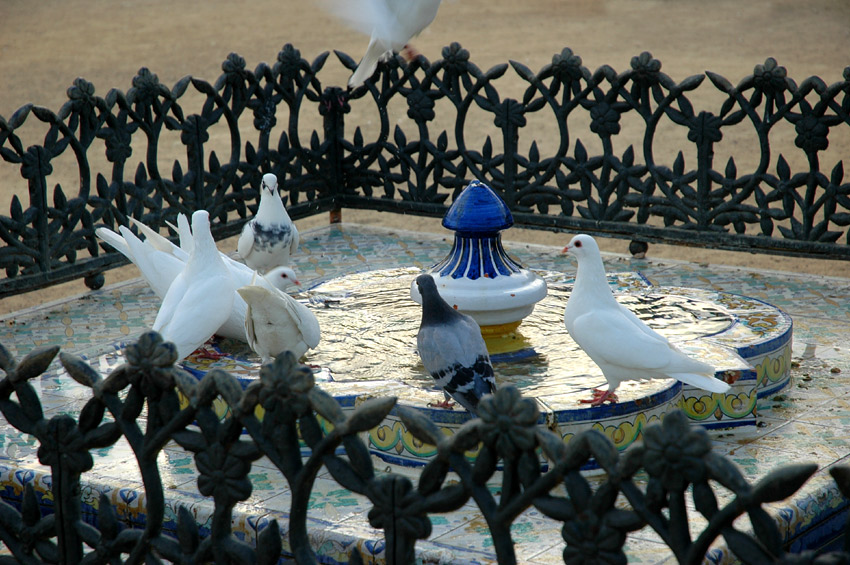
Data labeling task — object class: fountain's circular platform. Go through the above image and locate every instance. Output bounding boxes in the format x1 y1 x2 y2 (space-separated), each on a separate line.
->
156 266 792 467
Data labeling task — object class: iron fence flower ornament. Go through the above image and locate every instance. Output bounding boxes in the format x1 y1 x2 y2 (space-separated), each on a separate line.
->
477 385 539 459
128 67 165 105
794 114 829 154
179 114 211 146
551 47 585 85
37 415 94 474
254 352 316 419
221 52 247 79
121 331 178 398
20 146 53 180
590 102 621 137
642 410 710 492
630 51 662 85
753 57 789 94
195 441 256 502
367 475 432 540
561 509 628 565
66 78 97 115
688 111 724 145
406 89 436 122
100 125 134 163
275 43 304 79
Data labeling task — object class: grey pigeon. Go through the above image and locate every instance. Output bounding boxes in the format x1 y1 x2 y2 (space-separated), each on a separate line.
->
319 0 443 88
237 173 299 273
563 234 730 405
415 274 496 415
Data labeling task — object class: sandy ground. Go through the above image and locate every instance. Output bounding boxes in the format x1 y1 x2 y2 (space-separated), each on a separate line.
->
1 0 850 316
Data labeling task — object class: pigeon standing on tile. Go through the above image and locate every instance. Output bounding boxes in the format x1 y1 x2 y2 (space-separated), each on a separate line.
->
237 269 321 363
415 274 496 415
319 0 443 88
237 173 299 274
152 210 237 361
563 234 731 405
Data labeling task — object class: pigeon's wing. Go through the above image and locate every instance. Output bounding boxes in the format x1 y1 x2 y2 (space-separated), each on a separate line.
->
243 299 258 350
236 222 255 261
570 308 672 371
617 301 669 342
155 274 235 359
289 223 300 257
318 0 401 40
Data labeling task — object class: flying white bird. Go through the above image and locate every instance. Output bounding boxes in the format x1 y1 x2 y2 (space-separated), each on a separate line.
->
415 273 496 415
237 274 321 363
563 234 730 406
237 173 299 274
96 216 302 342
151 210 236 361
319 0 443 88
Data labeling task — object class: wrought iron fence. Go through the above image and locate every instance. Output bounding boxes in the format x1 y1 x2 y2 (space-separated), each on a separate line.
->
2 44 850 299
0 333 849 564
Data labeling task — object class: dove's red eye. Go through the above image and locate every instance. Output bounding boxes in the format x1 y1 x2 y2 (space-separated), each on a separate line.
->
575 241 582 247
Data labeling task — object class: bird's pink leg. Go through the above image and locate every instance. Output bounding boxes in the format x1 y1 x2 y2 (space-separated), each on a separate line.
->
401 44 420 62
580 388 618 406
428 397 456 410
191 338 228 360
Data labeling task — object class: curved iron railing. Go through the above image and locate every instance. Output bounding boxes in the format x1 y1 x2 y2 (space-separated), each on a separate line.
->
0 333 849 564
1 45 849 298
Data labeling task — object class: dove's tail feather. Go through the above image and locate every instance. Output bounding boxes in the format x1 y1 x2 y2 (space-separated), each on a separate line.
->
669 372 731 394
349 40 390 88
95 227 132 259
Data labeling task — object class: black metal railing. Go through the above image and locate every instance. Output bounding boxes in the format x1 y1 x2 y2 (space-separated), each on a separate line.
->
1 333 848 564
2 45 849 298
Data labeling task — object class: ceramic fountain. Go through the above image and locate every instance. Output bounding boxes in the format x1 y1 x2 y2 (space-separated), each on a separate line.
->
91 181 793 468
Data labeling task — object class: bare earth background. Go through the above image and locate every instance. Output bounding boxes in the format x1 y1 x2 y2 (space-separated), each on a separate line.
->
1 0 850 316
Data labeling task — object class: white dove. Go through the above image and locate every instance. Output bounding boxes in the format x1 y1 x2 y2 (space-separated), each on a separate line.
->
563 234 730 406
151 210 236 361
236 173 299 274
319 0 443 88
414 273 496 415
96 216 302 342
237 276 321 363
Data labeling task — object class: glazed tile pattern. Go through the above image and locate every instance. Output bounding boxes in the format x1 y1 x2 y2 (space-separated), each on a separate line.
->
2 223 850 563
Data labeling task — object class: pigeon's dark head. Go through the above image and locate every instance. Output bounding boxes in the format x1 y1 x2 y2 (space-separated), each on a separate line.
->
563 234 599 259
415 273 438 296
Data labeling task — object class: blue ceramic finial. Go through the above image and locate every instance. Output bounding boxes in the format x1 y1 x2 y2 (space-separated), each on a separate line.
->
432 180 521 280
442 180 513 235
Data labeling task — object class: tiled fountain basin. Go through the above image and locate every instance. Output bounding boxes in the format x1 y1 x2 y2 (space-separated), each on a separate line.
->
100 266 793 468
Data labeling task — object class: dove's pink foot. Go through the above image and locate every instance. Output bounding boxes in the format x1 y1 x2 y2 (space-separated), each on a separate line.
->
191 339 227 360
428 398 456 410
401 44 420 62
580 388 618 406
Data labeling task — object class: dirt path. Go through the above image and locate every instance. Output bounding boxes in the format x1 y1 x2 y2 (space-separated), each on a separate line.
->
1 0 849 315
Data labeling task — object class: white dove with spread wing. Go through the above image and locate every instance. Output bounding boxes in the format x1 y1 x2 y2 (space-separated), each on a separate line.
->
563 234 730 406
319 0 443 88
238 273 321 363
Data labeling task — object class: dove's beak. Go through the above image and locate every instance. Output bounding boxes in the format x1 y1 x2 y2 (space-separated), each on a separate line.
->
562 245 571 253
294 279 301 286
